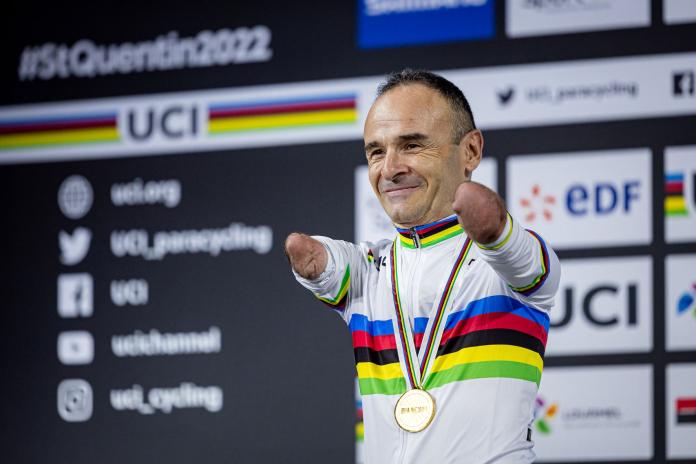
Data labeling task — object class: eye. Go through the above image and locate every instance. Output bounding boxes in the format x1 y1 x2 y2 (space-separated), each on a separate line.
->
404 143 420 150
368 149 385 159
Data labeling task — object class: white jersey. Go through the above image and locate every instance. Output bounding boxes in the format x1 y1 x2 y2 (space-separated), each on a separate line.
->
294 213 560 463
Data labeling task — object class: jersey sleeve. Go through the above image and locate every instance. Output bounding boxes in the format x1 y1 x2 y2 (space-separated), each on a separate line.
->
292 235 371 323
475 213 561 311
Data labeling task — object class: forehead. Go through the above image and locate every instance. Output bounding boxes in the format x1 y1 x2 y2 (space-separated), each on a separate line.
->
364 84 453 141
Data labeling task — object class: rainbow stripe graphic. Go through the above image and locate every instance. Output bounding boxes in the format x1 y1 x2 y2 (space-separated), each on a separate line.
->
207 94 357 134
396 215 464 249
423 295 549 390
0 112 119 150
510 230 551 297
315 266 350 311
350 314 406 396
413 317 429 352
665 172 689 216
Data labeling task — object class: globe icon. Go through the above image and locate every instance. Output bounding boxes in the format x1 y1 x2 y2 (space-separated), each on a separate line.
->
58 175 93 219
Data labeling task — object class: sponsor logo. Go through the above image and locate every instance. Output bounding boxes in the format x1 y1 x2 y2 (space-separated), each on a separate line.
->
547 257 652 356
535 365 652 461
110 222 273 260
111 279 149 306
673 71 695 97
665 146 696 243
124 103 200 143
518 184 556 222
111 326 222 357
59 227 92 265
666 255 696 351
18 26 272 81
110 383 223 415
57 379 93 422
677 283 696 319
534 396 559 434
57 331 94 365
358 0 494 49
508 149 651 249
111 178 181 208
57 273 93 318
667 364 696 458
0 113 119 151
664 171 693 216
506 0 650 38
677 397 696 424
58 175 93 219
554 283 637 328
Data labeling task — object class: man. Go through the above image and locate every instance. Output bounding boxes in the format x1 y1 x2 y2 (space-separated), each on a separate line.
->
285 70 560 463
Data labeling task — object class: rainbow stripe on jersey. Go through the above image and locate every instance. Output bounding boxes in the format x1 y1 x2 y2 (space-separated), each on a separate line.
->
423 295 549 390
350 314 406 396
396 215 463 249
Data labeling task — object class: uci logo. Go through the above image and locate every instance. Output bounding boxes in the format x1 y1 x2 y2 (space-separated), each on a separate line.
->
551 283 638 328
124 103 200 142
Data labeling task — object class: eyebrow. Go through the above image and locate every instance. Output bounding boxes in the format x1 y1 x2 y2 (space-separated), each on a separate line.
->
364 133 429 153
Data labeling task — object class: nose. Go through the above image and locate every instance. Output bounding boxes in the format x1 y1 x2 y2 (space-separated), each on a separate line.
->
381 148 408 181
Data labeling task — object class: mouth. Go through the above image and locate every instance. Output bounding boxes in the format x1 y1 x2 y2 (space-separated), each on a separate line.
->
381 184 421 199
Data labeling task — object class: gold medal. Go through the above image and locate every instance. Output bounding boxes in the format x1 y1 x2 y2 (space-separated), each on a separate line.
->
394 388 436 432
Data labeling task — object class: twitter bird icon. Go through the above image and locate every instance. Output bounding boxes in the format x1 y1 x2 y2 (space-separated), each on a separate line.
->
59 227 92 266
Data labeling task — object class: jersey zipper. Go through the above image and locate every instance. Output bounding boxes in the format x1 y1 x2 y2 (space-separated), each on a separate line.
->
410 227 421 249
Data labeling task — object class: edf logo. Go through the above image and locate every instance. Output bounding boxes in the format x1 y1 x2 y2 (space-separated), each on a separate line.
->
123 102 201 143
566 181 641 216
508 149 652 249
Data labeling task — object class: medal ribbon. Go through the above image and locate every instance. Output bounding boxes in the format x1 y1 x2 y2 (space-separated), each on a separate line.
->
390 237 472 389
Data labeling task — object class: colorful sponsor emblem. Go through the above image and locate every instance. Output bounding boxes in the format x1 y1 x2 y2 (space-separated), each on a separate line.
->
665 172 690 216
677 283 696 319
0 112 119 150
207 94 357 134
676 397 696 424
534 396 559 434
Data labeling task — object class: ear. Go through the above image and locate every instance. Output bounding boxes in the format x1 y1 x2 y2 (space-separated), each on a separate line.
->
457 130 483 180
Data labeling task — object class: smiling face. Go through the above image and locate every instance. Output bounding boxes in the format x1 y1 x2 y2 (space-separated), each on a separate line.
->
364 84 482 228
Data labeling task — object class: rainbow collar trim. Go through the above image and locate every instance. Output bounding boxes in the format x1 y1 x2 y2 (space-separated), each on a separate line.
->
395 215 463 249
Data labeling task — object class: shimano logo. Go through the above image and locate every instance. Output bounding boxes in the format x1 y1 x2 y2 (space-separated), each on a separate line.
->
18 26 272 82
364 0 487 16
